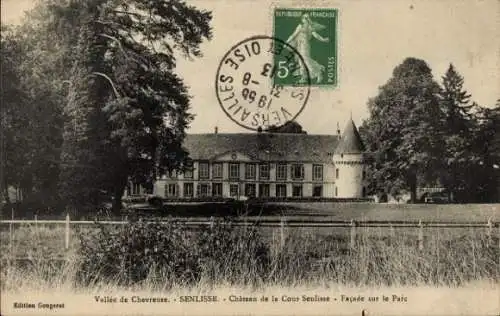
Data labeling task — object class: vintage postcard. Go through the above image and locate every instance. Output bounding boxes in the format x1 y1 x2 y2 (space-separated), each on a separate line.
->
1 0 499 315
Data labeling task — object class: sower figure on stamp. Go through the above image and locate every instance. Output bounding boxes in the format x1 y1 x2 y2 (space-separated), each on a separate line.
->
285 13 329 83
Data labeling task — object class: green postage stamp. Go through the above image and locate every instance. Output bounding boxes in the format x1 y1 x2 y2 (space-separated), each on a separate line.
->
273 8 338 87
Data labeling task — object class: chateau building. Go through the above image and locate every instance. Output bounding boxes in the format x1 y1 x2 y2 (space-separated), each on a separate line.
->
150 120 367 199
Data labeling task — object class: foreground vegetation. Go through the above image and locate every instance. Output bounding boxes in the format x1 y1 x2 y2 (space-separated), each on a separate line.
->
1 219 498 292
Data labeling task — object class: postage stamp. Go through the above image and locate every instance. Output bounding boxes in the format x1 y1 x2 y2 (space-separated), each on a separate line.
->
273 8 338 87
215 35 311 131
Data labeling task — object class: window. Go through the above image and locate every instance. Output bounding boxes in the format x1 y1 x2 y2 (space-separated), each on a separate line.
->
259 184 270 197
229 163 240 180
212 183 223 197
313 164 323 181
165 183 177 197
336 168 339 179
335 186 338 197
183 169 193 179
212 163 223 179
199 162 209 179
362 170 366 180
363 186 366 197
245 163 256 179
292 184 303 197
131 183 142 195
259 163 270 180
230 184 239 197
166 170 178 179
276 184 287 197
184 183 194 197
276 163 287 180
313 185 323 197
245 183 256 197
198 183 209 197
291 164 304 180
183 160 193 179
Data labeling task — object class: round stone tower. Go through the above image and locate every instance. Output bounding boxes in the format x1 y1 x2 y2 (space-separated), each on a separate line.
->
332 120 366 198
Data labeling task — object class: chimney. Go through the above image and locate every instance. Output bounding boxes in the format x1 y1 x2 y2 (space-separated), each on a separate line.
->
337 122 341 137
214 126 218 134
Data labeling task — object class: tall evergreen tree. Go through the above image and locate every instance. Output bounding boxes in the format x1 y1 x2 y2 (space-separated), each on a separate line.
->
58 2 113 215
437 64 476 200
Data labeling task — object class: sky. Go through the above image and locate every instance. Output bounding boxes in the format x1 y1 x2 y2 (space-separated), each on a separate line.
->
2 0 499 134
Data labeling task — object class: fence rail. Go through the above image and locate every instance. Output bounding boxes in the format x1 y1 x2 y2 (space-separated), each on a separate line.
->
2 218 499 227
1 215 499 251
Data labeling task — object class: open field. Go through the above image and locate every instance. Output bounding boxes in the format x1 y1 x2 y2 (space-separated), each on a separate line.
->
1 220 498 286
1 217 498 259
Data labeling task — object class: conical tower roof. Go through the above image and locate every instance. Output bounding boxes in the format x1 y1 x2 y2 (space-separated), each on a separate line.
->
334 120 366 154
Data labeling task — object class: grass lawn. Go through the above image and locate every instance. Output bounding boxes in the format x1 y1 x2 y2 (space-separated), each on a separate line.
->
267 202 500 222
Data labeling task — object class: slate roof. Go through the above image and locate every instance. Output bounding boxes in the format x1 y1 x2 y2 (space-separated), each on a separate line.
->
183 133 341 163
334 120 366 154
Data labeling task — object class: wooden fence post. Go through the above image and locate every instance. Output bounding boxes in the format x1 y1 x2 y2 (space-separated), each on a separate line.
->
350 219 356 249
34 214 38 236
242 216 247 234
280 217 286 249
65 213 70 250
497 222 500 250
9 208 14 269
418 220 424 251
486 219 492 243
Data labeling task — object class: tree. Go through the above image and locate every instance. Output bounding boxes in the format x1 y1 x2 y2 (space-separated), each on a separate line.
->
1 21 65 209
265 120 307 134
46 0 212 214
470 103 500 202
57 4 113 215
360 58 443 202
437 64 477 200
1 26 28 204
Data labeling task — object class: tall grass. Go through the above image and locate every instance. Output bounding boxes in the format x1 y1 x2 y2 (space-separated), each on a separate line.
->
1 220 498 293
